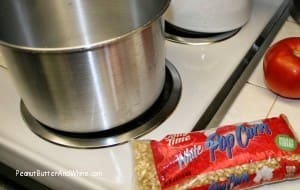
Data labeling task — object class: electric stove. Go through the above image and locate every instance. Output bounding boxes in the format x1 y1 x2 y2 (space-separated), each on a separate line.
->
0 0 292 189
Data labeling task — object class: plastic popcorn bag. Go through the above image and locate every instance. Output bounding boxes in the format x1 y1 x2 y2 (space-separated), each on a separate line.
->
132 114 300 190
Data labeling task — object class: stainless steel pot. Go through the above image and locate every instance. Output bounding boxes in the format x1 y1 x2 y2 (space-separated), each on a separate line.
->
0 0 170 133
165 0 252 33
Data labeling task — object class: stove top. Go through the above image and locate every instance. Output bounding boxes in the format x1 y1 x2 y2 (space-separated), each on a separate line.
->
0 0 290 189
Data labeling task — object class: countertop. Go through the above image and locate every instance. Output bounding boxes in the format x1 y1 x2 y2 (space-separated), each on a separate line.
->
219 16 300 189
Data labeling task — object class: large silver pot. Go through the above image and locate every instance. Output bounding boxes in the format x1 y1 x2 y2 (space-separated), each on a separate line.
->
165 0 252 33
0 0 170 133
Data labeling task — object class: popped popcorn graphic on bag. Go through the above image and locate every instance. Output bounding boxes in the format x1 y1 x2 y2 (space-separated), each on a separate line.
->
253 166 274 183
286 166 297 178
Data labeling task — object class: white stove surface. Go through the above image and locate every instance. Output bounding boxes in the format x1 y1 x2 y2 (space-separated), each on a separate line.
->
0 0 287 189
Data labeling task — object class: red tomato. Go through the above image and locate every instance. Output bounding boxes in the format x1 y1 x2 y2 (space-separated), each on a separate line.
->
263 37 300 98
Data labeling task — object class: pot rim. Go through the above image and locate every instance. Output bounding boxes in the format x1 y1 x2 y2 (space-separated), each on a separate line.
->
0 0 170 53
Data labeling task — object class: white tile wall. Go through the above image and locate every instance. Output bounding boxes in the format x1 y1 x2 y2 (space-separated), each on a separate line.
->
287 15 298 23
220 17 300 190
248 58 266 88
0 50 6 68
272 20 300 43
224 14 300 133
220 83 276 125
269 97 300 137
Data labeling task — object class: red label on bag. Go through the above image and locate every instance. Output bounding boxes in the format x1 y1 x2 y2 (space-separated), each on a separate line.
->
150 115 300 189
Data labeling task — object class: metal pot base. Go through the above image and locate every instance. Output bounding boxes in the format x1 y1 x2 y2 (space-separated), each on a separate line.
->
165 21 241 45
20 60 182 149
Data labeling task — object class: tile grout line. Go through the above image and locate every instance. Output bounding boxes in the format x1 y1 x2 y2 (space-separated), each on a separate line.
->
266 95 278 118
246 81 268 90
286 19 297 24
0 65 7 70
246 82 279 118
287 15 298 24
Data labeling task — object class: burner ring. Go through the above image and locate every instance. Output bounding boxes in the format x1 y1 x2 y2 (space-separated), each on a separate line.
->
21 60 182 148
165 21 241 45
